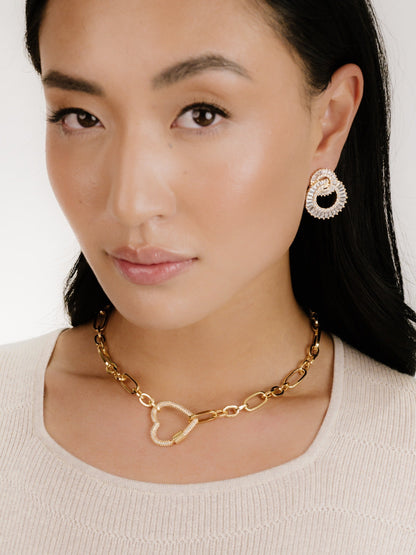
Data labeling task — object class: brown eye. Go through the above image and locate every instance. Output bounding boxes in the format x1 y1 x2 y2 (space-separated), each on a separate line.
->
75 111 99 128
191 108 216 127
47 108 102 132
60 111 99 129
174 102 229 131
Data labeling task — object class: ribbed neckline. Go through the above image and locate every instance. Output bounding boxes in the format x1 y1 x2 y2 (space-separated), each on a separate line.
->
33 328 345 494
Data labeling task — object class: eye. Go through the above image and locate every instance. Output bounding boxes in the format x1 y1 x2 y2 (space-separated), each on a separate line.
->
47 108 102 131
173 102 230 130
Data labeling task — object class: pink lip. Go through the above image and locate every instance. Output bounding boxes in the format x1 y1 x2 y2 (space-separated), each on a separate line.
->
112 257 196 285
108 246 197 285
110 245 194 265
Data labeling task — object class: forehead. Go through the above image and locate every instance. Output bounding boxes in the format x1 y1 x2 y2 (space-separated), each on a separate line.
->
39 0 290 77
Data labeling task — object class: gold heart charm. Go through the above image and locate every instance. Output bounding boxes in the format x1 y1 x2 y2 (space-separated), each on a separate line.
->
150 401 198 447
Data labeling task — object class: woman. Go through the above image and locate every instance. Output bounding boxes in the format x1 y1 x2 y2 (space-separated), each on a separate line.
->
1 0 415 553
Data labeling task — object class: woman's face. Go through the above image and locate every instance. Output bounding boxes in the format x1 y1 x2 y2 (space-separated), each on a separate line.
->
39 0 322 330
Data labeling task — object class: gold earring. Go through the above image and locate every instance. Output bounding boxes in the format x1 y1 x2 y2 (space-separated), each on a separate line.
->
305 169 348 219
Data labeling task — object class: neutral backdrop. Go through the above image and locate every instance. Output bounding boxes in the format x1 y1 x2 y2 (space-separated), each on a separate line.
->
1 0 415 343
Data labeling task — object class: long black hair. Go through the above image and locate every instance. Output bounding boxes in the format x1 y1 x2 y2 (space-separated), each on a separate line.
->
25 0 416 375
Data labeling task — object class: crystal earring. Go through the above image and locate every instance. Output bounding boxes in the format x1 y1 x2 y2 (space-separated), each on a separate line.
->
305 169 348 219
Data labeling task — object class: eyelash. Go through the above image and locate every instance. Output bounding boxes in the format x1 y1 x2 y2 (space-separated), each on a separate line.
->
47 107 95 125
46 101 231 134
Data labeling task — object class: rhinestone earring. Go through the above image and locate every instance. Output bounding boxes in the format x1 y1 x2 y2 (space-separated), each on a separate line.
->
305 169 348 219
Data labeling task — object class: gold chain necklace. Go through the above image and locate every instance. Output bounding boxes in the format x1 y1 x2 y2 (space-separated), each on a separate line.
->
93 308 321 447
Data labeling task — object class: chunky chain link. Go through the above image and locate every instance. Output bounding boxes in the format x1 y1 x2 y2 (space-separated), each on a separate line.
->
93 307 321 446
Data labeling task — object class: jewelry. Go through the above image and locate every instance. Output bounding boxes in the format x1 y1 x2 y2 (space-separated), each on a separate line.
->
305 168 348 219
93 308 321 447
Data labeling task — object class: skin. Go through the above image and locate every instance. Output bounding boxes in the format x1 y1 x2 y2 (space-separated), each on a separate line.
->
39 0 363 482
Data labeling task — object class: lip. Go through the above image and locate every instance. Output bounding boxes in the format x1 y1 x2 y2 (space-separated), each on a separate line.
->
112 258 196 285
110 246 194 265
109 246 197 285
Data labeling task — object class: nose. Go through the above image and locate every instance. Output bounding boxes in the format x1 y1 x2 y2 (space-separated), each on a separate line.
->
107 130 176 227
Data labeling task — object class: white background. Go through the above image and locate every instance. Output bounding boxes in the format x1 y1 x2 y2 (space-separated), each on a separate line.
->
1 0 415 343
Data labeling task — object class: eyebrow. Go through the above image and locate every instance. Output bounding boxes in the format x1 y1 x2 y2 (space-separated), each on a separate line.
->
41 53 252 96
42 71 105 96
152 53 252 88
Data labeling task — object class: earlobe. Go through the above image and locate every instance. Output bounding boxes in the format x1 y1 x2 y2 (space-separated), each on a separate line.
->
313 63 364 169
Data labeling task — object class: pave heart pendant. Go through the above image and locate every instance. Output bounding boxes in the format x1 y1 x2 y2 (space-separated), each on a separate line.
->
150 401 199 447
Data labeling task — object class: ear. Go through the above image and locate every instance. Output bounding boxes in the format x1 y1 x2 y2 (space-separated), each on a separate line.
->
311 64 364 171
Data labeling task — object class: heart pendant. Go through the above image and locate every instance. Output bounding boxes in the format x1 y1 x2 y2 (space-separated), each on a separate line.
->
150 401 198 447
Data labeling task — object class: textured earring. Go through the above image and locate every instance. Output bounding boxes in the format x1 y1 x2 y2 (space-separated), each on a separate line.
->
305 169 348 219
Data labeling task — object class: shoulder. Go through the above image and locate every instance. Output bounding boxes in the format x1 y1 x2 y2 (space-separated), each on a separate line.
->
0 329 65 370
0 329 67 409
342 339 416 393
338 338 416 451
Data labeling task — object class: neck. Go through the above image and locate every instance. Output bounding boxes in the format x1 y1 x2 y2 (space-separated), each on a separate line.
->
96 270 321 410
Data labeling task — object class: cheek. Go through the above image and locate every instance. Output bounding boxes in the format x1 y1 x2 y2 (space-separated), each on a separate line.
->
45 131 104 234
183 123 311 267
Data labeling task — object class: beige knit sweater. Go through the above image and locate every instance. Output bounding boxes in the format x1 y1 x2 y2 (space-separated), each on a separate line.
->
0 329 415 554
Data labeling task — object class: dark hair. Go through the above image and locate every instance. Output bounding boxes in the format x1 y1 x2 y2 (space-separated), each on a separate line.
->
25 0 416 375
